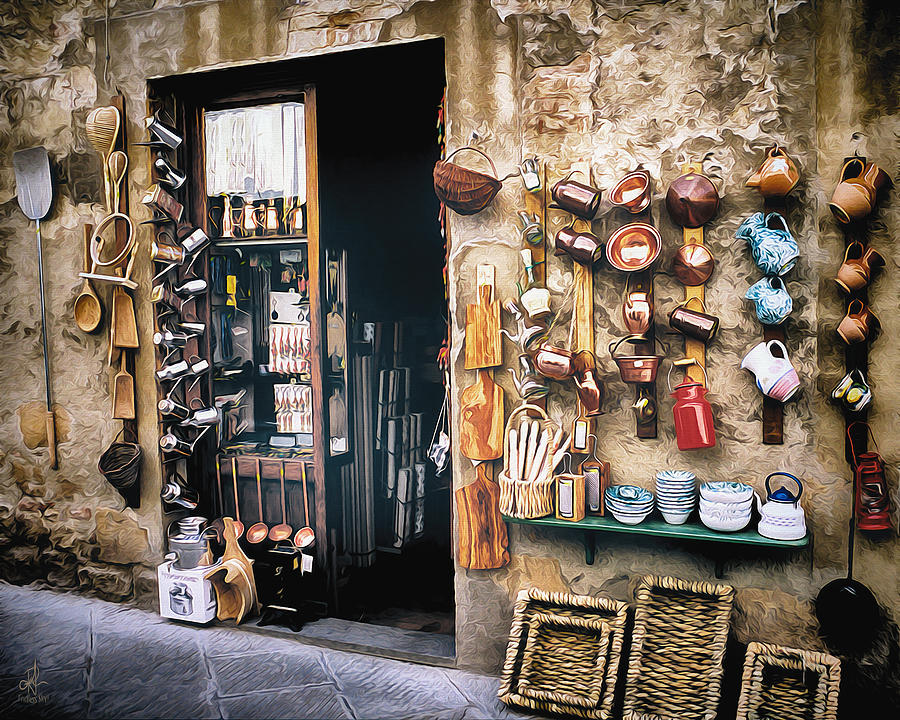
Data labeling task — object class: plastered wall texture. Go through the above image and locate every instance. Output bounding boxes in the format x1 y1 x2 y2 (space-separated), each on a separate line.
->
0 0 897 676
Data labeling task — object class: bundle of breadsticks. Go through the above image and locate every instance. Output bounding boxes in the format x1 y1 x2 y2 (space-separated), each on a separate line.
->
498 414 567 518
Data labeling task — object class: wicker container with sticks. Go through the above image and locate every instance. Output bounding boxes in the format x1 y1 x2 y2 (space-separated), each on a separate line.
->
623 575 735 720
736 642 840 720
499 587 629 719
498 404 562 519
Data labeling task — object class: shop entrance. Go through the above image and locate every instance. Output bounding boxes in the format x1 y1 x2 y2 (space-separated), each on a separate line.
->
150 39 451 655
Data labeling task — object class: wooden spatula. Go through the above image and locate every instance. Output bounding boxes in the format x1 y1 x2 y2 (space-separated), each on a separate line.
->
459 369 504 460
112 352 135 420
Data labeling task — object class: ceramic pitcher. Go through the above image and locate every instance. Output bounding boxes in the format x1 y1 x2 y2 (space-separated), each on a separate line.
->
735 212 799 276
740 340 801 402
745 276 792 325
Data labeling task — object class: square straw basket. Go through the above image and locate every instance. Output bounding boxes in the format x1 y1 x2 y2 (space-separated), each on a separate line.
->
623 575 735 720
735 642 840 720
499 587 629 719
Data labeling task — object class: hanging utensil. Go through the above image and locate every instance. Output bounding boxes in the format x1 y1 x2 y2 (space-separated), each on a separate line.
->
85 105 120 211
74 224 103 333
230 457 244 538
294 463 315 548
268 461 293 543
13 146 57 469
246 458 269 544
107 150 128 212
111 352 135 420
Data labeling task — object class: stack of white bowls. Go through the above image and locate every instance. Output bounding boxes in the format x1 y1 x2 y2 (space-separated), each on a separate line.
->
699 481 756 532
655 470 697 524
606 485 654 525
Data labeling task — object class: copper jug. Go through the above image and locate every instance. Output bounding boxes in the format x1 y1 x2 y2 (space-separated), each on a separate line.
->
746 145 800 198
572 350 603 416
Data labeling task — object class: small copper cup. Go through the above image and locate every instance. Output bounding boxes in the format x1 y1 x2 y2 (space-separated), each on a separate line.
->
668 297 719 342
551 172 602 219
672 243 715 286
555 221 602 265
609 169 651 213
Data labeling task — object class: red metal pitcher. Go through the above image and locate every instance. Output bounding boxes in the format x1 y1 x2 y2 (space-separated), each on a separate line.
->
667 359 716 451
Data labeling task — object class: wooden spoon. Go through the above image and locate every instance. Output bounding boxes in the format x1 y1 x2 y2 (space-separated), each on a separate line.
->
107 151 128 212
74 224 102 333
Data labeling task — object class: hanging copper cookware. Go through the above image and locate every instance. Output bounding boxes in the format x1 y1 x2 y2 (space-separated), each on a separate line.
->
550 171 602 219
672 243 716 285
665 171 720 228
605 223 661 272
609 168 652 213
609 335 664 384
534 343 575 380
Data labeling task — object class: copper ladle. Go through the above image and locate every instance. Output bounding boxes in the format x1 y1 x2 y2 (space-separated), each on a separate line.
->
268 461 293 543
230 457 244 538
246 458 269 544
293 463 315 548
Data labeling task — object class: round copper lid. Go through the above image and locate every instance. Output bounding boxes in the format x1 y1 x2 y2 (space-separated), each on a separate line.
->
665 172 720 228
672 243 716 285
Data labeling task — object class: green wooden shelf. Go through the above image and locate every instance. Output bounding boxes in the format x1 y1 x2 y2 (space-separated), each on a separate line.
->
503 513 809 577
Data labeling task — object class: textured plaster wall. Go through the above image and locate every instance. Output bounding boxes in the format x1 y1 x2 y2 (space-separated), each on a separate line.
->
0 0 897 677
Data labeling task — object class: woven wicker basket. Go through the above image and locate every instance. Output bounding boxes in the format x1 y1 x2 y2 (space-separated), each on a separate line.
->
623 575 735 720
433 147 507 215
499 587 629 719
736 642 840 720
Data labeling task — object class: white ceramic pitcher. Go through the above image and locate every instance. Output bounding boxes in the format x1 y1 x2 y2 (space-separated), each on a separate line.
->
740 340 800 402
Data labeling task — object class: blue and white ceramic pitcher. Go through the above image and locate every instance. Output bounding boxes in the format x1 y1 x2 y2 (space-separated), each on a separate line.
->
736 212 799 276
745 276 792 325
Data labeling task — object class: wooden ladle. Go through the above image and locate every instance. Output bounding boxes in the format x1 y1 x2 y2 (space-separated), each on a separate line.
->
74 224 102 333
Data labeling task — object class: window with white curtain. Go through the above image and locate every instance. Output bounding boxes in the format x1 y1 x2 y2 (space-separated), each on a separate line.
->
204 101 306 202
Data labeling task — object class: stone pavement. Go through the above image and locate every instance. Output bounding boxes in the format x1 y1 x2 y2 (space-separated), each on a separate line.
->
0 582 533 719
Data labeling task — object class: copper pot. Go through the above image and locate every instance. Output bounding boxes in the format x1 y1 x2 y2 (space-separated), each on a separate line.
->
668 297 719 342
622 275 653 335
609 168 651 213
554 221 602 265
665 171 719 228
609 335 663 384
534 344 575 380
551 172 602 219
672 243 716 286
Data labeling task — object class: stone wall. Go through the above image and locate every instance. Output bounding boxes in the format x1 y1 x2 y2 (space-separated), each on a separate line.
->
0 0 897 680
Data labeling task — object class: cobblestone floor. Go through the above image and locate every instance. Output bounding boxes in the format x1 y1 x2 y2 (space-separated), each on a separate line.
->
0 582 533 719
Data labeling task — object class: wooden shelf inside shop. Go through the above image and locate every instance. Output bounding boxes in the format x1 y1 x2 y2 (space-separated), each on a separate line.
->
213 234 308 247
503 514 809 577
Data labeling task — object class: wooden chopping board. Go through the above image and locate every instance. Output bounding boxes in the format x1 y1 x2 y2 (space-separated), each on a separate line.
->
464 272 501 370
459 369 504 460
456 462 509 569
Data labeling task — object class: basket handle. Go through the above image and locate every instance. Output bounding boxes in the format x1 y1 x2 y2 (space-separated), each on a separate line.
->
502 403 550 475
444 146 497 178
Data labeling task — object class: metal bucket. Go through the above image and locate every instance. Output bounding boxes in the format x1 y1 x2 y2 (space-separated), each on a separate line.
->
609 335 663 384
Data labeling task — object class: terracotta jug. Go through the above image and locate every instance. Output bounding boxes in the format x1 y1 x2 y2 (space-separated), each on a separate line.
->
746 145 800 198
835 241 884 293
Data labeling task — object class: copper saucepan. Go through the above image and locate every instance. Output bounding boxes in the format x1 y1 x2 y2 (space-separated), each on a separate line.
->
609 334 664 384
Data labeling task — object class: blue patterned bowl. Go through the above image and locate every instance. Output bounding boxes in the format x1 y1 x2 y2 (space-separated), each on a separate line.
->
700 481 753 503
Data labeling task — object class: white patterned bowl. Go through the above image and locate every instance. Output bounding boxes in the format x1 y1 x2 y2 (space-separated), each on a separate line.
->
699 496 754 513
656 470 696 484
700 511 751 532
700 481 754 503
660 509 693 525
610 509 652 526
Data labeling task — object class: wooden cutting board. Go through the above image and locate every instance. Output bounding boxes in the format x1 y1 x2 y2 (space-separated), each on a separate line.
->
459 369 504 460
464 266 501 369
456 463 509 569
